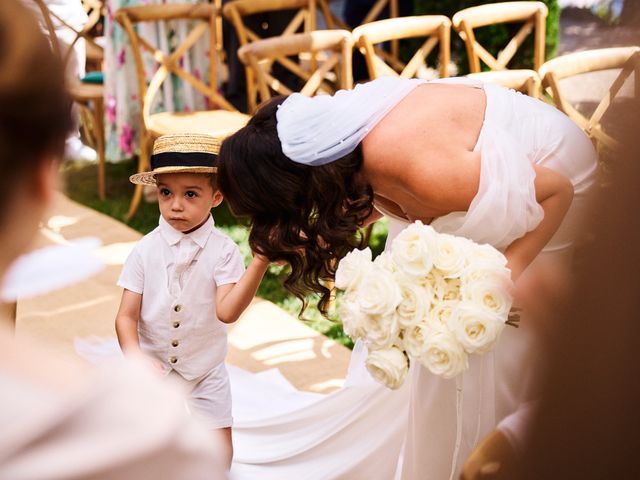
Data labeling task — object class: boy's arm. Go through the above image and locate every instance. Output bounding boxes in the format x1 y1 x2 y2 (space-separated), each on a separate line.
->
216 255 269 324
115 289 143 354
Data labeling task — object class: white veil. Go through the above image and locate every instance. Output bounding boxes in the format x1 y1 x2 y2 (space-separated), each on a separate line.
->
276 77 423 166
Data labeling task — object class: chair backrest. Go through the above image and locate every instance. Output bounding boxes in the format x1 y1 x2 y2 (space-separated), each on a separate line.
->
32 0 104 69
31 0 104 71
539 46 640 151
452 1 547 73
353 15 451 80
237 29 353 107
115 4 236 132
317 0 398 29
223 0 315 47
223 0 319 112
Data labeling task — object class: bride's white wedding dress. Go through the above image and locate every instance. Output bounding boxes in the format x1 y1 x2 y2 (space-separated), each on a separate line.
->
382 78 597 479
76 77 597 480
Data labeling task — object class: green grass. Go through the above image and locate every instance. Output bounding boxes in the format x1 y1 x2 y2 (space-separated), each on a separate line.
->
62 158 389 349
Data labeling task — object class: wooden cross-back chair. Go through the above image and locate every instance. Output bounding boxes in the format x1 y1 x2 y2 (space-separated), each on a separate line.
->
237 29 353 106
115 3 249 220
79 0 105 72
352 15 451 80
539 46 640 152
318 0 404 75
323 0 399 28
223 0 319 113
38 0 105 71
32 0 107 200
452 1 547 97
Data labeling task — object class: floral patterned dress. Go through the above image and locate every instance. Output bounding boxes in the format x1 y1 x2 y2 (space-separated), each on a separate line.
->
104 0 212 162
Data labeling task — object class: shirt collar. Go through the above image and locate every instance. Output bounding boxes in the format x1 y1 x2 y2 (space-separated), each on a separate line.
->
159 214 214 248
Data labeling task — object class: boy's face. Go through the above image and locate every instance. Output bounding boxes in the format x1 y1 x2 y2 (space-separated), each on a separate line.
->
156 172 222 233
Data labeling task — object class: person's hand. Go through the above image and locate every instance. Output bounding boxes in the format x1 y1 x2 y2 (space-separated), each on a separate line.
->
253 251 288 267
460 430 516 480
127 351 165 376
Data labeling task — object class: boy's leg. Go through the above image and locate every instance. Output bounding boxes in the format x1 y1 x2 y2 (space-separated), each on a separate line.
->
186 364 234 468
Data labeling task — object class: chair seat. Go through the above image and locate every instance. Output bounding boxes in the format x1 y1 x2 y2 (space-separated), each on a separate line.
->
81 71 104 85
68 80 104 101
467 69 540 90
147 110 250 138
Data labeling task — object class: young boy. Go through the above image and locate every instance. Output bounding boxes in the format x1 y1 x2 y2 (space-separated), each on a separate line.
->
115 133 269 470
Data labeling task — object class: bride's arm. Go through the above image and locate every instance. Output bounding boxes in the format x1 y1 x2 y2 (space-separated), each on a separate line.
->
400 153 573 280
503 165 573 279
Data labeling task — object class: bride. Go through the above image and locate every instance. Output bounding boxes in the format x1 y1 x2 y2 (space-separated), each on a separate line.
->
217 75 597 479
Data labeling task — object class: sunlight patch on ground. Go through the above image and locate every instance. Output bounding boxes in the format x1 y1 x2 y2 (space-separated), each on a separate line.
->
47 215 79 232
97 241 137 265
252 338 317 363
310 379 345 391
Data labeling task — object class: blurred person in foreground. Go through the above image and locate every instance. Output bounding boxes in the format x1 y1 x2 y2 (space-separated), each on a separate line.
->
461 101 640 479
0 1 226 478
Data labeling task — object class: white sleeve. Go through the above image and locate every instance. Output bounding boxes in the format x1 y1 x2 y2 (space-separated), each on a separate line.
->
213 240 245 286
117 245 144 294
431 125 544 250
496 400 537 455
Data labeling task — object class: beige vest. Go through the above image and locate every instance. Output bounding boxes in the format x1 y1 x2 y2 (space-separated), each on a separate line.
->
138 232 227 381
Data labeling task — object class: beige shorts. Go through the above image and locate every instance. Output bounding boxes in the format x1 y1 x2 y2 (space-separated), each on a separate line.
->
169 362 232 429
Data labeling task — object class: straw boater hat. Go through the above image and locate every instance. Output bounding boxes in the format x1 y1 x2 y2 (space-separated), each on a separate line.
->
129 133 221 185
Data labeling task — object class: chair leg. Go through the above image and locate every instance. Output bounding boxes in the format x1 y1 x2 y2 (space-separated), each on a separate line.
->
94 98 106 200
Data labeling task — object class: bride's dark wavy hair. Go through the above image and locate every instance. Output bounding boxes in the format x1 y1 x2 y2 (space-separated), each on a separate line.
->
218 96 374 315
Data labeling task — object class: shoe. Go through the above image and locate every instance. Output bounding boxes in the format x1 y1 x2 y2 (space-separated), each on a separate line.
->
65 136 98 162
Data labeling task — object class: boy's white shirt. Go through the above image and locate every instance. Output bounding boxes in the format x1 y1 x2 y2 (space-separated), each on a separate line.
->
117 214 245 380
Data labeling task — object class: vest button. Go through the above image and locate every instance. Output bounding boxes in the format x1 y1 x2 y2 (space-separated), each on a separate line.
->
172 321 180 328
169 356 178 364
174 304 182 313
171 340 179 347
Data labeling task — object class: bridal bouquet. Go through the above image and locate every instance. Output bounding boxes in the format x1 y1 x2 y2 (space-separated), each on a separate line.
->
336 221 516 390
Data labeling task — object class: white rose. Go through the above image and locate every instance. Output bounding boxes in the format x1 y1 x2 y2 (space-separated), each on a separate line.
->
433 233 468 278
373 251 397 274
395 279 433 328
339 297 368 341
423 269 448 301
462 262 512 288
391 221 437 278
461 278 513 318
450 302 506 353
402 320 432 357
354 267 402 317
419 328 468 379
442 278 462 301
426 300 458 329
362 312 401 349
335 247 373 291
365 347 409 390
471 243 508 267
